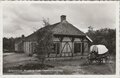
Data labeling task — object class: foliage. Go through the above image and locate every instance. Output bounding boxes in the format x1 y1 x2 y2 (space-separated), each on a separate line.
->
42 18 50 26
35 28 53 64
3 37 15 52
86 28 116 55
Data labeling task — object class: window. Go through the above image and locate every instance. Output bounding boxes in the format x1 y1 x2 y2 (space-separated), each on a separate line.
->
31 42 36 53
74 42 81 53
52 42 60 54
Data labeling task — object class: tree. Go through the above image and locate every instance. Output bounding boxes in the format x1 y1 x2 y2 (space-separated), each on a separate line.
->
86 28 116 55
42 18 50 26
35 28 53 64
88 26 94 32
3 37 15 52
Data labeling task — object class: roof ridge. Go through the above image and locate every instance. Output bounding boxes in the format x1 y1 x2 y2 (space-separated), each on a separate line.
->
52 21 86 36
25 22 60 39
67 22 85 35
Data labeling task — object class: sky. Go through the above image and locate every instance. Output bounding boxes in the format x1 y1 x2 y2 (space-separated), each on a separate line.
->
3 2 117 38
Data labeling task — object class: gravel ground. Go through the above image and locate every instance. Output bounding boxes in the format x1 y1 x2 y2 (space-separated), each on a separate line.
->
3 53 116 75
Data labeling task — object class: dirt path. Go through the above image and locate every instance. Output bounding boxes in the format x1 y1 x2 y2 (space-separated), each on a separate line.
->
3 53 116 75
3 53 37 68
4 53 33 63
46 59 115 75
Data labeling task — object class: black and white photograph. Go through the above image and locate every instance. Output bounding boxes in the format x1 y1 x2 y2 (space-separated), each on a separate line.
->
2 1 119 75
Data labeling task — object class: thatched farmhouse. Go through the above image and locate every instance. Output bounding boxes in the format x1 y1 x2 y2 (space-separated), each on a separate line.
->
15 15 92 58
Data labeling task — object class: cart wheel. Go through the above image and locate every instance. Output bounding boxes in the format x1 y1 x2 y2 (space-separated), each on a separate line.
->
97 58 103 64
86 55 93 64
105 53 110 63
86 56 91 64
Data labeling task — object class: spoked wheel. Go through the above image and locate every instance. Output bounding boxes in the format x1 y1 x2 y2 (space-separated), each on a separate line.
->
86 55 91 64
85 54 93 64
105 53 110 63
86 53 98 64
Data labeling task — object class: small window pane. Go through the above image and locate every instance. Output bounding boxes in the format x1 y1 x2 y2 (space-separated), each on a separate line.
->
52 43 60 54
74 43 81 53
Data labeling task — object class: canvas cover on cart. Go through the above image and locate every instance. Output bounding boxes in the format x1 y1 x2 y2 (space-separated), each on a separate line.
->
90 45 108 54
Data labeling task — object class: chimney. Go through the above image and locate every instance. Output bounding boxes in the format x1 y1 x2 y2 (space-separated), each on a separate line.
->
61 15 66 22
21 34 25 41
22 35 25 38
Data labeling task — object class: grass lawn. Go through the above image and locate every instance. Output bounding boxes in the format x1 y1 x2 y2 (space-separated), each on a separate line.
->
3 53 116 75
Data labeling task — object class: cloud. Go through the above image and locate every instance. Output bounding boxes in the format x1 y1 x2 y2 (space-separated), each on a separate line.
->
3 3 117 38
66 3 116 29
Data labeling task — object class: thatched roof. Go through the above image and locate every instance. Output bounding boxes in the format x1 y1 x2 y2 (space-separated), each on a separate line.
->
52 21 85 36
25 15 92 42
25 21 86 40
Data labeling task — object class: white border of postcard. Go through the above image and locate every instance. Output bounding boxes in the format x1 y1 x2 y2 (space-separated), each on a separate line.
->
0 1 119 78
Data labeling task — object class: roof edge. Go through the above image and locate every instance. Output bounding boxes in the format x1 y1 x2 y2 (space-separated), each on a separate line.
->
86 35 93 42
